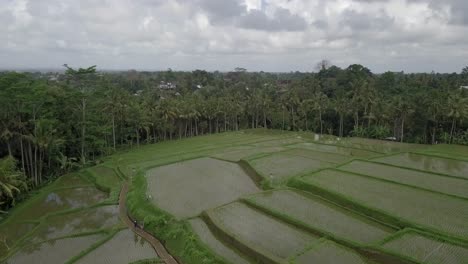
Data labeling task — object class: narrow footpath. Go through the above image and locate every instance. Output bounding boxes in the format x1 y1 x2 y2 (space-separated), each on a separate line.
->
119 182 179 264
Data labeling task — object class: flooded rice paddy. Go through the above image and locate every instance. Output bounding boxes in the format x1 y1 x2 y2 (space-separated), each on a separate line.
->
76 229 157 264
146 157 259 219
295 240 368 264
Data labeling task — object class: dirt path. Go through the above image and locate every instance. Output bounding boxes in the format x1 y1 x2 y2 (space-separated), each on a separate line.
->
119 182 179 264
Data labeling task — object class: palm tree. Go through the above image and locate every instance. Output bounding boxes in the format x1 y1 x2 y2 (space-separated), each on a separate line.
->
447 91 468 143
393 96 415 143
311 92 329 134
333 91 349 137
0 156 27 209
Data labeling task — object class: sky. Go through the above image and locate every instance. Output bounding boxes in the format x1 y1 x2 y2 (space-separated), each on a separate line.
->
1 0 468 73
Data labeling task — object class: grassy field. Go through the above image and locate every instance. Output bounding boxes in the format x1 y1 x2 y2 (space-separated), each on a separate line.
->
2 129 467 264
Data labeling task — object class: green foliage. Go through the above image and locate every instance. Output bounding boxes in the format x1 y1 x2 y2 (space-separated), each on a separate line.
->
0 157 28 210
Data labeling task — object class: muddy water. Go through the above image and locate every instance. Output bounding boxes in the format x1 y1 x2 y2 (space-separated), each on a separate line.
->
0 222 36 257
29 205 120 243
76 229 157 264
374 153 468 179
296 240 368 264
146 157 259 219
208 202 318 260
189 217 251 264
14 187 108 221
5 234 103 264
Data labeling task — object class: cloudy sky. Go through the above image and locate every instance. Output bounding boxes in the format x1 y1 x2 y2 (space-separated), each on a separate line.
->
1 0 467 72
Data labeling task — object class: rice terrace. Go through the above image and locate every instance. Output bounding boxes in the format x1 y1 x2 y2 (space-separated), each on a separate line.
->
1 129 467 264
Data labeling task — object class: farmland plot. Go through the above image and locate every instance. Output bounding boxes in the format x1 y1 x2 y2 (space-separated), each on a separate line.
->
373 153 468 179
13 187 108 221
0 222 36 257
280 148 352 164
288 142 378 158
76 229 157 264
294 240 368 264
249 152 335 181
146 157 259 219
211 146 286 162
5 234 104 264
299 170 468 240
189 218 251 264
29 205 120 242
381 230 468 264
206 202 318 261
341 138 425 153
340 160 468 199
245 190 393 245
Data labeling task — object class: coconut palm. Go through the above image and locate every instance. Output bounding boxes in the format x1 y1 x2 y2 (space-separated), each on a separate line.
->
447 91 468 143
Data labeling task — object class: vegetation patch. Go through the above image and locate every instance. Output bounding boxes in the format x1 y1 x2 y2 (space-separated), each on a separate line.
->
373 153 468 179
295 169 468 241
146 157 259 219
339 160 468 199
244 189 394 246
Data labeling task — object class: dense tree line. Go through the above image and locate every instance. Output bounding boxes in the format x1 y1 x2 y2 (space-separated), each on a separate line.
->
1 64 467 210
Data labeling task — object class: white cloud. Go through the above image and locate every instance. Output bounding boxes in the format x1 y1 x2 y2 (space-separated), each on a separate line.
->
0 0 467 72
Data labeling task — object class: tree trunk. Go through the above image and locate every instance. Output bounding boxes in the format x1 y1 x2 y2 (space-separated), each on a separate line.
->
20 137 25 173
282 108 285 130
7 142 12 157
112 114 116 150
319 109 323 135
400 117 405 143
450 118 456 143
136 128 140 147
81 98 86 164
432 125 436 144
263 109 267 128
339 114 344 137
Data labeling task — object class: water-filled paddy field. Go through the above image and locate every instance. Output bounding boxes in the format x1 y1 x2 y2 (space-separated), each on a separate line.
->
146 157 259 219
2 129 467 264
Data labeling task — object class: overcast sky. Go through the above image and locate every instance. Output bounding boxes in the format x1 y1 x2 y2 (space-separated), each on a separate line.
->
1 0 467 73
